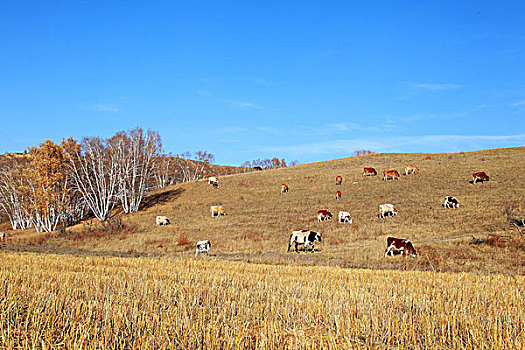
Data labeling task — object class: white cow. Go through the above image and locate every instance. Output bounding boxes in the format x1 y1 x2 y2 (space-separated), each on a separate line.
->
210 206 227 217
208 176 218 185
0 232 5 242
195 240 211 257
379 204 398 219
338 211 352 223
156 215 170 226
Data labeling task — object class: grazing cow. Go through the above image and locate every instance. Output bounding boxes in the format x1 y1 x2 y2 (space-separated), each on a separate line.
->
443 196 459 209
288 230 322 252
253 166 263 171
335 190 342 200
379 204 398 218
383 170 400 181
472 171 489 183
363 167 378 176
208 176 219 188
0 232 5 242
281 183 289 194
317 210 333 222
156 215 170 226
335 175 343 185
210 206 227 217
338 211 352 223
404 165 419 175
195 240 211 257
385 237 417 258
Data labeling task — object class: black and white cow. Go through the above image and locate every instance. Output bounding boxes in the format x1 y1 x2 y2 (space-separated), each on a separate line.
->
195 240 211 257
288 230 322 252
443 196 459 209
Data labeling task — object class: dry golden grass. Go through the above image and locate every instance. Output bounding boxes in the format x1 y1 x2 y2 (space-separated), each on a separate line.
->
1 252 523 349
7 147 525 274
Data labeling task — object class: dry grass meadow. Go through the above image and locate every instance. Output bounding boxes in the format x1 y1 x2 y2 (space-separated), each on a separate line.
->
8 146 521 274
1 252 524 349
2 147 525 349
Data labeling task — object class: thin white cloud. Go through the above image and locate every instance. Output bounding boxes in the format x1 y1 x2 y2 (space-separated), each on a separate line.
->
81 103 120 113
410 83 462 91
261 134 525 156
224 100 263 109
511 99 525 106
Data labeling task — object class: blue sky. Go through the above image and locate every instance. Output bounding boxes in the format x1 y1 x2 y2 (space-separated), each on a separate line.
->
1 1 524 165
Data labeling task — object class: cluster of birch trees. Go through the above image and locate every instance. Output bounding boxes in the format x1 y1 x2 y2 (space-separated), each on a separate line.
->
0 128 215 232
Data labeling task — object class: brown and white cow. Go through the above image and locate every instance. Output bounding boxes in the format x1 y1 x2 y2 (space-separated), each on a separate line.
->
363 167 377 176
379 204 398 218
404 165 419 175
281 183 289 194
383 170 400 181
385 237 417 257
335 190 342 200
472 172 489 183
335 175 343 185
210 206 227 217
338 211 352 223
317 210 333 222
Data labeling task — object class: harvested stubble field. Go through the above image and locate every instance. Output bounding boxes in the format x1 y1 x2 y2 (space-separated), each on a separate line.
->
8 146 522 274
1 252 524 349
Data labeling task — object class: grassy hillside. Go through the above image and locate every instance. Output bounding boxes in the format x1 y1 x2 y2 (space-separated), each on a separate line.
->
6 147 525 274
1 252 523 349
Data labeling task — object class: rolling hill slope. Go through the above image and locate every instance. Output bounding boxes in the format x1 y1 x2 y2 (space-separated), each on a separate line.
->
9 147 525 274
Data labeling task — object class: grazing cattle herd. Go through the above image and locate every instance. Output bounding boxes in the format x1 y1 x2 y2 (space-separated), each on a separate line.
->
154 166 491 260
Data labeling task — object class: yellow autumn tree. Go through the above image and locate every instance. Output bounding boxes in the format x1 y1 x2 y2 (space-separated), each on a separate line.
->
27 139 71 232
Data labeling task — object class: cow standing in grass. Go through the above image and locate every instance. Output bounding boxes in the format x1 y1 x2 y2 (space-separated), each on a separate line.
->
385 237 417 257
335 175 343 185
317 210 333 222
281 184 289 194
363 167 377 176
156 216 170 226
472 172 489 183
335 190 342 200
210 206 227 217
383 170 400 181
379 204 398 218
443 196 459 209
338 211 352 223
404 165 419 175
195 240 211 257
288 230 322 252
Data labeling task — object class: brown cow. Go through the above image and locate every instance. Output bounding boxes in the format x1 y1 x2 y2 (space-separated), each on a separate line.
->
335 175 343 185
281 183 289 193
335 190 342 200
472 172 489 183
385 237 417 258
363 167 377 176
383 170 400 181
404 165 419 175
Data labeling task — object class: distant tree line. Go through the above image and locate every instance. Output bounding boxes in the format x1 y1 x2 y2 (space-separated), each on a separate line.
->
0 128 221 232
240 158 299 172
